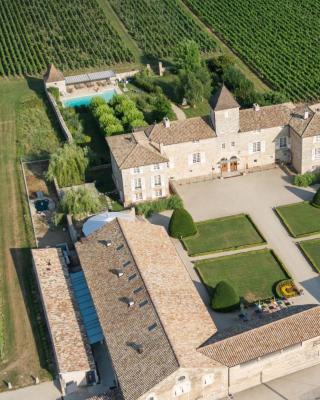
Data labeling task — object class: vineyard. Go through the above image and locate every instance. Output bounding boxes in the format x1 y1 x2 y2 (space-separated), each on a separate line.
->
0 0 134 76
183 0 320 101
108 0 216 58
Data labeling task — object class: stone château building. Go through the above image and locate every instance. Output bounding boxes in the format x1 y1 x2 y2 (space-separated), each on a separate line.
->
107 85 320 205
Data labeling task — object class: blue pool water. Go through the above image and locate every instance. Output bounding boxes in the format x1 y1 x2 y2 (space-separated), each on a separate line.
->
63 88 117 108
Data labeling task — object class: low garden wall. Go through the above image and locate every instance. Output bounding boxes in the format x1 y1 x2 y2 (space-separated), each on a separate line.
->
45 88 73 143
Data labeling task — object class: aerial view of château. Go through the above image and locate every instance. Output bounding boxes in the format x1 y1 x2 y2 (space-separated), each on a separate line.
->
1 1 320 400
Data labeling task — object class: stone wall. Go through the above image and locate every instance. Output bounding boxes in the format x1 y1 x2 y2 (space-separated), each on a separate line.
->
229 337 320 394
140 367 228 400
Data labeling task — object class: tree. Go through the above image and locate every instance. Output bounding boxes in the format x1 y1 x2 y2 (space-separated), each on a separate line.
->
181 71 204 107
211 281 240 312
312 187 320 208
168 208 197 238
60 187 102 220
152 92 175 121
47 144 89 187
99 113 124 136
175 40 202 73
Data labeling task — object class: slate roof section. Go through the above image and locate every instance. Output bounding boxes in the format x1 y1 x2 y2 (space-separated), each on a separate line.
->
44 63 65 83
210 85 240 111
198 305 320 367
32 248 95 374
106 134 168 169
76 219 179 400
239 103 295 132
146 116 216 145
76 218 218 400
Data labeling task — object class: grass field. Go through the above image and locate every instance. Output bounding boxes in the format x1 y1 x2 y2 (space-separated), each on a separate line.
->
0 78 59 389
183 214 265 256
275 202 320 237
299 239 320 273
195 249 289 303
182 0 320 101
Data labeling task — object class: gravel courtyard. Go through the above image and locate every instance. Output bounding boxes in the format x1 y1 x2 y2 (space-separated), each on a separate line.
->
175 168 320 305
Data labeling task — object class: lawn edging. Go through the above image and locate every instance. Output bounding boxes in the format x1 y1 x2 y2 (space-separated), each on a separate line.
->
274 202 320 238
183 213 266 256
298 240 320 273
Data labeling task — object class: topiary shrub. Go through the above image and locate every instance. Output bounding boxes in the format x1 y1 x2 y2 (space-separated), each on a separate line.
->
211 281 240 312
168 207 197 238
312 187 320 208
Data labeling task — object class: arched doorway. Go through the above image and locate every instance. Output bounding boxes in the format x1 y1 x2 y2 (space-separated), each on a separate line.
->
230 156 238 172
220 158 228 173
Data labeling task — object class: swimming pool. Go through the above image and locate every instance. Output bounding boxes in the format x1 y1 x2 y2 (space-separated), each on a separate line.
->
62 88 117 108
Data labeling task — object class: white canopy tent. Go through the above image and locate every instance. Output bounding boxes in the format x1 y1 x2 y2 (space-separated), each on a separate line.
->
82 211 135 237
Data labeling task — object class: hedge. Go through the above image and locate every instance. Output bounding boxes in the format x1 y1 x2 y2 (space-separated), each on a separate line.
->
168 207 197 238
135 194 183 218
312 187 320 208
211 281 240 312
293 171 320 187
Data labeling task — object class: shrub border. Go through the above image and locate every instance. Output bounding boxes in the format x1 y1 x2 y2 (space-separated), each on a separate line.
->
182 213 266 256
194 248 291 303
298 239 320 273
274 202 320 238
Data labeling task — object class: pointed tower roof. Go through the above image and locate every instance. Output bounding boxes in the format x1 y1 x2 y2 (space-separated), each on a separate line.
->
43 63 64 83
210 84 239 111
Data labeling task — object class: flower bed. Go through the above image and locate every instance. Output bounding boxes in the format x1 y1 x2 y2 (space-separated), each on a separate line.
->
275 279 299 298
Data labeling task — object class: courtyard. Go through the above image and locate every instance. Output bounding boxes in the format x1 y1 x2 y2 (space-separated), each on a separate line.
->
195 249 289 303
182 214 265 256
173 168 320 309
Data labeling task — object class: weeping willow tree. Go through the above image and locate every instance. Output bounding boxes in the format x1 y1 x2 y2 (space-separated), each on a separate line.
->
60 187 102 220
47 143 89 187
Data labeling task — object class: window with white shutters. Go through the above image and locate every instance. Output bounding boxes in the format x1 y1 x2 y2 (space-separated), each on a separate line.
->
135 192 143 201
253 142 261 153
155 189 162 197
133 167 141 174
315 148 320 160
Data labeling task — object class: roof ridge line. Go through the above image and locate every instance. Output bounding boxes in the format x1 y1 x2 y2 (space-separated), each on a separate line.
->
119 136 138 168
117 219 181 368
198 304 319 351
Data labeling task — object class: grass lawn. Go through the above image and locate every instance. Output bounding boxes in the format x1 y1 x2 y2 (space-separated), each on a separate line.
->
275 202 320 237
299 239 320 273
183 214 265 256
195 249 289 303
0 78 57 389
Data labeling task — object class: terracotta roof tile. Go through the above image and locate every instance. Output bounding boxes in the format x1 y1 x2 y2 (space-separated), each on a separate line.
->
106 134 168 170
146 116 216 145
32 248 95 374
210 85 239 111
198 305 320 367
43 63 64 83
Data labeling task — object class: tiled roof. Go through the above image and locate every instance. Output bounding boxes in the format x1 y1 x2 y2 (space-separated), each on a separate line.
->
76 219 179 400
76 218 217 400
43 63 64 83
210 85 240 111
239 103 294 132
106 134 168 170
198 305 320 367
32 248 95 374
288 105 320 138
146 116 216 145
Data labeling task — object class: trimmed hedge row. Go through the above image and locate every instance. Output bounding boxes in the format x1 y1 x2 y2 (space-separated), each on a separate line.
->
135 195 183 218
293 171 320 187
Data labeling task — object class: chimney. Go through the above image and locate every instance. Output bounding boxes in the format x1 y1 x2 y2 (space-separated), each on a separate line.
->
116 269 124 278
304 108 309 120
137 344 144 354
163 117 170 128
128 299 135 307
253 103 260 111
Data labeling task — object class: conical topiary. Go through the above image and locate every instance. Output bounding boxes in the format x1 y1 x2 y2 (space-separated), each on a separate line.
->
211 281 240 312
168 208 197 238
312 187 320 208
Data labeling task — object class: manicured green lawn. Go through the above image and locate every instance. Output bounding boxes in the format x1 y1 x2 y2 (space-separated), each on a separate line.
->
299 239 320 273
275 202 320 237
182 214 265 256
195 249 289 303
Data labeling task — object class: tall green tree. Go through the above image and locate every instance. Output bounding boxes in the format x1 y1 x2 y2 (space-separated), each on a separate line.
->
175 40 202 73
47 143 89 187
60 187 102 220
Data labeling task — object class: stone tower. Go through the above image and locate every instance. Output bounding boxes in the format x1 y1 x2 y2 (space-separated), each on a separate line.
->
210 85 240 136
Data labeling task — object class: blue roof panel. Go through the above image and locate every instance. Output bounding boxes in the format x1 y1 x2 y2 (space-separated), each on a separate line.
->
70 271 104 345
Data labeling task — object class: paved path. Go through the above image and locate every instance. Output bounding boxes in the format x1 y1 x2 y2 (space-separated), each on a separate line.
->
171 103 186 121
0 381 61 400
